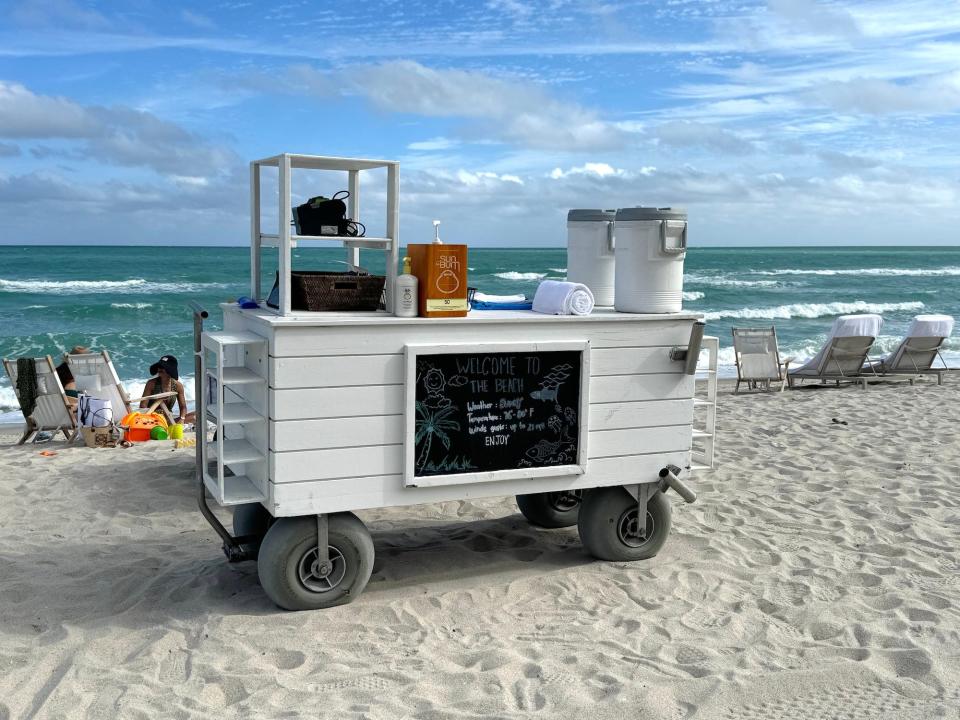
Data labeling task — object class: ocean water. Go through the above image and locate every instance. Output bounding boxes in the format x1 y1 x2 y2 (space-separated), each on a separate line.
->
1 245 958 422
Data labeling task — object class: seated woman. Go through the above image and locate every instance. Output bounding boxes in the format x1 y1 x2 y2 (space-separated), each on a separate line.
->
55 345 90 404
141 355 195 425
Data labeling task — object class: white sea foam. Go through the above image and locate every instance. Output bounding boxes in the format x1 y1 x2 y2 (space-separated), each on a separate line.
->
0 278 228 294
754 267 960 277
684 274 780 287
683 291 705 301
23 305 48 309
703 300 924 321
494 272 547 281
549 268 567 273
110 303 154 309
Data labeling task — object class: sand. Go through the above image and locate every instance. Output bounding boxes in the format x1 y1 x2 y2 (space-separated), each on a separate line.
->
1 378 959 719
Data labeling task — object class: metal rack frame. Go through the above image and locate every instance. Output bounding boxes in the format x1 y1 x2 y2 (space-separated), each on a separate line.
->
249 153 400 316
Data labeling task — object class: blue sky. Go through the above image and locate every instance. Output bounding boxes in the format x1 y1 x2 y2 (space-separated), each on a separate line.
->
0 0 958 247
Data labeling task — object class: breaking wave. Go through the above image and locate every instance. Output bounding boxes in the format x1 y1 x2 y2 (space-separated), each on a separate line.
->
494 272 547 281
683 291 705 301
110 303 154 309
0 278 229 294
754 267 960 277
703 300 924 321
684 274 780 288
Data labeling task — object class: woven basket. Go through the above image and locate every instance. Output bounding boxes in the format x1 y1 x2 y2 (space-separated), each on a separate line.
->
289 270 385 312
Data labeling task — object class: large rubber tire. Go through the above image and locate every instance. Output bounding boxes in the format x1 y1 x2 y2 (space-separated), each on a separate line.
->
516 490 582 528
232 503 273 560
578 486 672 562
257 513 374 611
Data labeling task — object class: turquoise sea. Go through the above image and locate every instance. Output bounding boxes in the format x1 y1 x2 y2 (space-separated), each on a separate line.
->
1 245 958 422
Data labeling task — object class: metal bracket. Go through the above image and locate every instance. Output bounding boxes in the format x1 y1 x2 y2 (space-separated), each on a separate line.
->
659 464 697 503
624 482 658 542
670 321 706 375
314 514 332 578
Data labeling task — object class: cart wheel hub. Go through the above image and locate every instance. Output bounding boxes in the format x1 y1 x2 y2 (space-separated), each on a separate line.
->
299 545 347 592
617 508 654 547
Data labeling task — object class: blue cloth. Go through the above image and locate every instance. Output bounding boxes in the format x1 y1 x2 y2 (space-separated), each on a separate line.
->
470 300 534 311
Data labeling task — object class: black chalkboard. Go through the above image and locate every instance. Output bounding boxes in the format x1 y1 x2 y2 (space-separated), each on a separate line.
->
413 350 582 477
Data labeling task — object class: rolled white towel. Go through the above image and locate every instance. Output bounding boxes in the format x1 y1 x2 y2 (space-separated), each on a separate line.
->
532 280 595 316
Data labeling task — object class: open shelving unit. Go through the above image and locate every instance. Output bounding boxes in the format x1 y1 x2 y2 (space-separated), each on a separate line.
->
691 335 719 471
201 330 268 506
249 153 400 316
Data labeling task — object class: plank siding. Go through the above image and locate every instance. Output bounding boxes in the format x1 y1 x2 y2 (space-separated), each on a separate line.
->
267 450 691 515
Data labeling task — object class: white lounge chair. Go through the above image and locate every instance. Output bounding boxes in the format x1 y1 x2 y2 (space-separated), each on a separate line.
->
787 314 882 390
732 327 794 393
2 355 79 444
868 314 954 385
66 350 177 423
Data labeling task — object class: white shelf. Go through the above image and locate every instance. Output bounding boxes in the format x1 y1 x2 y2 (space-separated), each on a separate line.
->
689 463 712 473
693 399 715 407
207 403 264 425
207 367 264 385
204 331 266 346
253 154 397 171
260 233 391 250
212 439 264 464
203 473 266 506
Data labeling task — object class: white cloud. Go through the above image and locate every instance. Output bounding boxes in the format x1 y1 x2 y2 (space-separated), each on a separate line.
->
653 121 755 154
767 0 860 39
550 162 627 179
0 81 100 137
347 61 628 151
407 137 460 151
807 72 960 114
0 81 238 175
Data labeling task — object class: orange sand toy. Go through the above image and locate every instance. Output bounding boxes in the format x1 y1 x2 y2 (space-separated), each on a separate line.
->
120 412 168 442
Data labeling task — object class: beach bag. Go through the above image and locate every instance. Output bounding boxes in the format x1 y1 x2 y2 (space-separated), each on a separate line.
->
78 395 113 427
81 425 119 448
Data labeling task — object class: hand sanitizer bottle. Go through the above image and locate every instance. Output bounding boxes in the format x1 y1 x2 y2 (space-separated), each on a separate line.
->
395 256 419 317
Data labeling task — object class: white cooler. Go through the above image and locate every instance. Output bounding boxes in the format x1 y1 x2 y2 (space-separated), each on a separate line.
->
614 207 687 314
566 209 616 306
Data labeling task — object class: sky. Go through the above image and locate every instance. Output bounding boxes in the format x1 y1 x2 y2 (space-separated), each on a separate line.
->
0 0 959 247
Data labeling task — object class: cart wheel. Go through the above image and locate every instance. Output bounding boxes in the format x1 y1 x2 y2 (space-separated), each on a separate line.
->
232 503 273 560
578 487 671 562
516 490 582 528
257 513 374 611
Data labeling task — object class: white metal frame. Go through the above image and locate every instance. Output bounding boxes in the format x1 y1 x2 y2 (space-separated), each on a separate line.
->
403 341 591 488
691 336 718 471
249 153 400 316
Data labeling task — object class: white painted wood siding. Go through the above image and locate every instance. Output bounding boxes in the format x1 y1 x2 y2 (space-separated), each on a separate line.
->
227 312 700 515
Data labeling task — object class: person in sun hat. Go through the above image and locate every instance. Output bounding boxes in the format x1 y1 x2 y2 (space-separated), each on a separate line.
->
140 355 194 425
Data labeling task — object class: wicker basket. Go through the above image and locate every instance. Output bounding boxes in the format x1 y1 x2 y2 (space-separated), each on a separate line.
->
286 270 385 312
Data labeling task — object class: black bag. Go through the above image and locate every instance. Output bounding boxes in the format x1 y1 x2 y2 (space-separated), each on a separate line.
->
293 191 364 237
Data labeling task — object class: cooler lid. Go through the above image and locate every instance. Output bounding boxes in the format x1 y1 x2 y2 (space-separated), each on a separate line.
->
615 207 687 222
567 209 616 223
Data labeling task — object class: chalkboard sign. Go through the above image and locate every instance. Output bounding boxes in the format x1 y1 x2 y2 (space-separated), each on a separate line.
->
409 347 585 480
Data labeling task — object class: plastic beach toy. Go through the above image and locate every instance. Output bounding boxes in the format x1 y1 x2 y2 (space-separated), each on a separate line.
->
150 426 169 441
120 412 168 442
170 423 184 440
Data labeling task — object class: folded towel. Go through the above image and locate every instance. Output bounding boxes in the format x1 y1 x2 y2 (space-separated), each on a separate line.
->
473 292 526 303
532 280 595 316
16 358 39 418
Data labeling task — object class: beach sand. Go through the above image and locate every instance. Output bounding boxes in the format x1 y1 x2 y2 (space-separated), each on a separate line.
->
1 378 958 719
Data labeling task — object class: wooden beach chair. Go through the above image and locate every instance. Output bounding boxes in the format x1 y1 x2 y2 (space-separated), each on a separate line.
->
731 327 794 393
2 355 79 444
866 314 954 385
66 350 177 424
787 314 882 390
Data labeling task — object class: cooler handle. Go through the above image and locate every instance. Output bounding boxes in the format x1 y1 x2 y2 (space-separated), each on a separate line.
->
660 220 687 255
606 221 615 254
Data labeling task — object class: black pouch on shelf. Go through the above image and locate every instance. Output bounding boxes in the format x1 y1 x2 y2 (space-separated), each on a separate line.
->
293 191 363 236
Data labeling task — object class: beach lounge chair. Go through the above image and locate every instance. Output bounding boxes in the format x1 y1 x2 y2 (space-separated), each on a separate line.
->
732 327 794 393
867 314 954 385
2 355 79 444
787 314 882 390
66 350 177 424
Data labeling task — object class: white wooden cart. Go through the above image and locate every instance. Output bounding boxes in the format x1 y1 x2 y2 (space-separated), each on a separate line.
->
193 154 718 611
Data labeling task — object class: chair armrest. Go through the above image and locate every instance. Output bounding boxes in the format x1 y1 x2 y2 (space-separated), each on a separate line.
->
130 391 178 403
779 356 795 367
